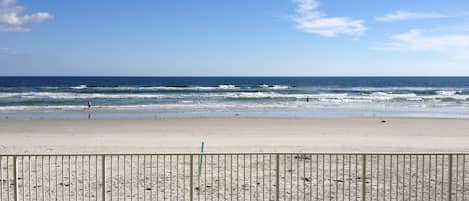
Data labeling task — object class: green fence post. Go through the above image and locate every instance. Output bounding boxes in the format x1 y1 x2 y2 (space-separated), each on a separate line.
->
198 142 204 177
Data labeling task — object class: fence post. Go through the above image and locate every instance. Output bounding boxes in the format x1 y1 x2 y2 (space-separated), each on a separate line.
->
362 154 366 201
198 142 204 177
276 154 280 201
190 155 194 201
102 155 106 201
13 156 18 201
448 154 453 201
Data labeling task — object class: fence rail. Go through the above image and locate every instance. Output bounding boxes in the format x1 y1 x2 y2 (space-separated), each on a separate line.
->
0 153 467 201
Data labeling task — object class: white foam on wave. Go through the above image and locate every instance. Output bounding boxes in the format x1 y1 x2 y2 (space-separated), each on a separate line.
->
140 85 239 90
217 85 239 89
370 92 388 96
0 102 302 111
347 87 461 92
257 85 289 89
0 92 165 99
0 105 87 111
63 85 468 93
366 92 418 100
69 85 240 91
135 86 219 90
1 90 468 102
1 91 312 100
436 90 460 96
70 85 87 89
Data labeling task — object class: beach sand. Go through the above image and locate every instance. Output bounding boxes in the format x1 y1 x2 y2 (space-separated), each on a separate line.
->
1 118 469 201
1 118 468 153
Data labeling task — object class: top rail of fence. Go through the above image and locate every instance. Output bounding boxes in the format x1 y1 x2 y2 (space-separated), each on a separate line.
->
1 152 469 156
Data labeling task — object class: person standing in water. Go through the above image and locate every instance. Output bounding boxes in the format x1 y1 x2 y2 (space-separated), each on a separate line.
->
87 100 92 119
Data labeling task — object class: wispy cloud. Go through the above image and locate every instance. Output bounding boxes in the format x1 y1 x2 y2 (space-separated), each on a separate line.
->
375 29 469 59
0 0 53 32
375 10 462 22
0 47 15 55
291 0 366 37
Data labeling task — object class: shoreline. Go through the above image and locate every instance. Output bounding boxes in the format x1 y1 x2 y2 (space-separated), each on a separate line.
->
3 109 469 120
1 118 469 154
3 115 469 119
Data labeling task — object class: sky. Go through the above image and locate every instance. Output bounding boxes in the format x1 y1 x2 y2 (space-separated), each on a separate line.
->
1 0 469 76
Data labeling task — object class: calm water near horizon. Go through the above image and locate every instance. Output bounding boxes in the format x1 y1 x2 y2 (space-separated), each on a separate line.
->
1 76 469 119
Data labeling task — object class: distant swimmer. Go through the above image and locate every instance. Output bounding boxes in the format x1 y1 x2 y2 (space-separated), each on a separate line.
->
87 100 92 109
306 96 309 103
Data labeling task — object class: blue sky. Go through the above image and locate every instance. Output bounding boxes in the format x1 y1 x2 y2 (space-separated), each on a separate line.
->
1 0 469 76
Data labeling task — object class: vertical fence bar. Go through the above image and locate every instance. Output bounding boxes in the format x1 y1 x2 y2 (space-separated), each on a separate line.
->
0 156 2 201
276 154 280 201
434 155 437 201
362 155 366 201
101 155 105 201
462 155 466 200
14 156 18 201
190 155 194 201
7 156 10 201
448 154 453 201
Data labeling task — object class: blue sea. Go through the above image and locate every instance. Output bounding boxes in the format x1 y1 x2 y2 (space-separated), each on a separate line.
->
1 77 469 119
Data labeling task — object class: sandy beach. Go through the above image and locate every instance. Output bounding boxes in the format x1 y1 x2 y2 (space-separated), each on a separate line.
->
4 0 469 198
1 118 468 153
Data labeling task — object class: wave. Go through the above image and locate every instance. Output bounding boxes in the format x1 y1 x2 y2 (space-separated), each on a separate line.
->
0 92 165 99
132 85 239 90
63 84 241 91
256 85 289 89
436 90 461 96
0 91 310 99
70 85 88 89
314 87 468 94
217 84 239 89
343 87 465 92
1 91 469 102
33 85 469 97
2 99 469 113
0 103 303 111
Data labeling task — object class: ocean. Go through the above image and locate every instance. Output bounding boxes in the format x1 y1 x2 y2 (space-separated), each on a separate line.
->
1 76 469 119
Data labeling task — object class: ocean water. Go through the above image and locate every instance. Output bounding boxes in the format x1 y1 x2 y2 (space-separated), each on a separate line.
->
1 77 469 119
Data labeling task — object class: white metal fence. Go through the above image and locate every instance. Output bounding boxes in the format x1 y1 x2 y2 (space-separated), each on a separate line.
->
0 153 467 201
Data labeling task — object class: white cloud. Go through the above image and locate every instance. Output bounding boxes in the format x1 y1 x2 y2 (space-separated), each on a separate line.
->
291 0 366 37
0 0 53 32
375 29 469 59
376 10 460 22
